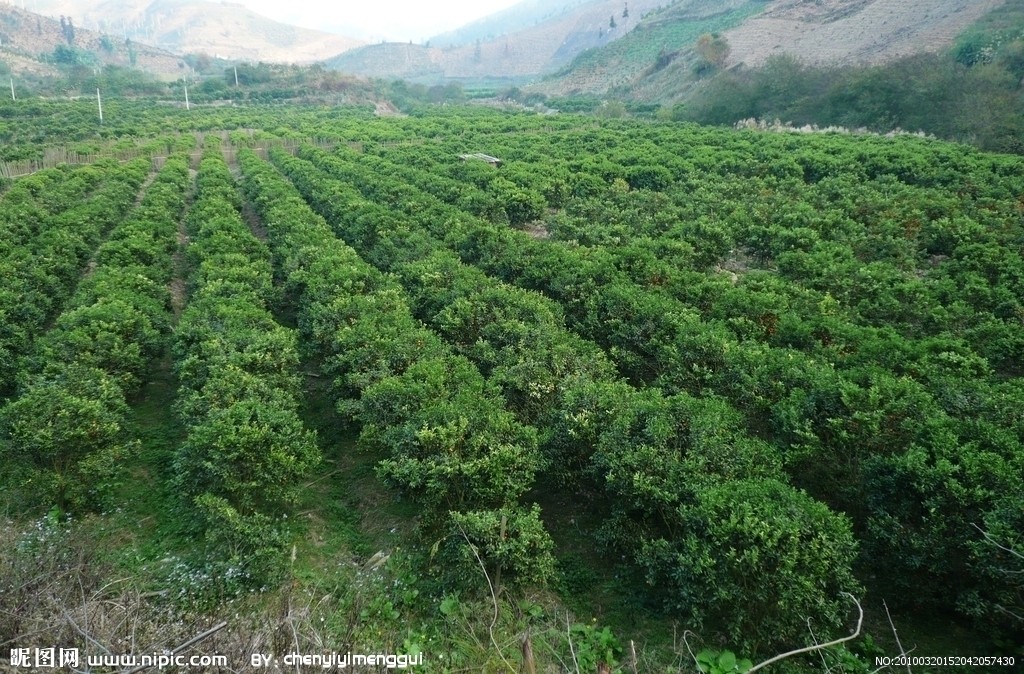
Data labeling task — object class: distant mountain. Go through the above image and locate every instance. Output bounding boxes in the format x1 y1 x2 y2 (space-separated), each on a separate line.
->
618 0 1008 102
427 0 590 49
0 3 186 79
27 0 362 63
324 0 667 84
325 0 1010 97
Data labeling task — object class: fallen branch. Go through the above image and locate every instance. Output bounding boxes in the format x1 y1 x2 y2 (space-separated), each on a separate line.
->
746 594 862 674
883 600 913 674
453 521 516 674
681 630 701 672
122 621 228 674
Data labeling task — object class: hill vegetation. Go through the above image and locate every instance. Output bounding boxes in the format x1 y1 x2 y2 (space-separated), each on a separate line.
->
675 0 1024 153
0 3 186 80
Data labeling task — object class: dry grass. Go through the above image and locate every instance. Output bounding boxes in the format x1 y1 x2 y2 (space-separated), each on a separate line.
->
0 516 419 673
724 0 1007 68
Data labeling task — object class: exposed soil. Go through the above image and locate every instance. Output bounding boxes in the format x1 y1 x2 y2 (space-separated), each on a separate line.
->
724 0 1007 67
521 220 550 240
239 197 268 242
168 168 198 321
374 100 404 117
223 151 269 243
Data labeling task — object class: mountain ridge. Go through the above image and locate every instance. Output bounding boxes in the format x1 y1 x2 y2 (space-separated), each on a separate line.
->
0 3 186 79
325 0 668 84
26 0 363 63
323 0 1012 98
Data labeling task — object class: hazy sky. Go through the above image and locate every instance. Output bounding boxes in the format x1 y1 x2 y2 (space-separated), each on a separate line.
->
236 0 524 42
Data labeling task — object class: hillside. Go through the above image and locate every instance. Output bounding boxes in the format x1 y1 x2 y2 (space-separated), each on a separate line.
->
328 0 1014 96
427 0 590 48
28 0 362 63
724 0 1007 68
324 0 669 84
538 0 1012 97
0 4 186 79
536 0 760 95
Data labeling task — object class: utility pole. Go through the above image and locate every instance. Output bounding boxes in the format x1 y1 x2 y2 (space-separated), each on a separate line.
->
97 88 103 124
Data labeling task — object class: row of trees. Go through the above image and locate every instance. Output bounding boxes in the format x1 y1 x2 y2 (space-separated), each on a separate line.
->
374 125 1023 623
171 147 319 585
238 149 556 590
0 103 1018 655
0 159 148 398
275 146 863 655
445 126 1024 373
354 125 1024 640
1 156 189 511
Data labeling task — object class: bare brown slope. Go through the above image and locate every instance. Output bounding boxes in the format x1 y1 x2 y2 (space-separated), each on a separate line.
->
326 0 669 81
326 0 1008 90
725 0 1007 68
545 0 1011 100
0 4 186 78
30 0 362 63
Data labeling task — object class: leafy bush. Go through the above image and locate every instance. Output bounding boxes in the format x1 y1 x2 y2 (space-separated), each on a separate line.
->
0 365 134 511
443 505 556 589
637 478 861 655
173 150 319 582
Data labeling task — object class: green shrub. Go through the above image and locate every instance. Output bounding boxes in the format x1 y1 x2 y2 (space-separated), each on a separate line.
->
638 478 861 655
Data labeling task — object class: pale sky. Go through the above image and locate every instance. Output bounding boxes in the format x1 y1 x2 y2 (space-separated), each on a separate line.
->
236 0 524 43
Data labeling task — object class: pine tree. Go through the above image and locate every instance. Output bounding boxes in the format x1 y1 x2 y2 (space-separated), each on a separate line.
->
59 16 75 45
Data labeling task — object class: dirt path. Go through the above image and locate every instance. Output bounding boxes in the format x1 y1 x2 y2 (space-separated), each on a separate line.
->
169 168 198 321
223 146 270 242
133 166 161 207
78 166 159 282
